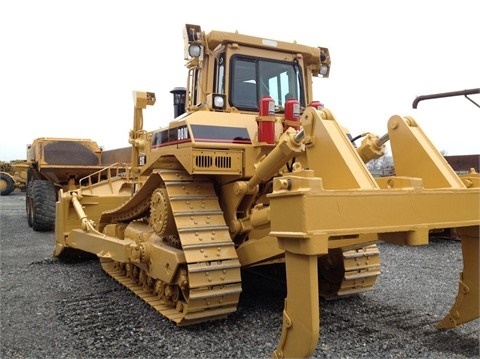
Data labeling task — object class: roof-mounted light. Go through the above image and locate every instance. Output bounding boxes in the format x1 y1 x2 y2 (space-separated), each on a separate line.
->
317 47 331 78
183 24 203 60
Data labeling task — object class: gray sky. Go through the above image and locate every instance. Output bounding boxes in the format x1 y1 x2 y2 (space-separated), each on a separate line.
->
1 0 479 161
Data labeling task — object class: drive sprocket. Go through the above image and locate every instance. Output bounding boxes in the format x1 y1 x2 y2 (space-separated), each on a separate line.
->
149 188 176 236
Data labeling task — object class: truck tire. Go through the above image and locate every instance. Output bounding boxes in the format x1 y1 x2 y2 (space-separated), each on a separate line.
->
26 169 33 226
30 180 57 232
0 173 15 196
26 181 33 227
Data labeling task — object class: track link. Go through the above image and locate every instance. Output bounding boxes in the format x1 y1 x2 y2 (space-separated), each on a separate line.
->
336 244 381 296
101 169 242 326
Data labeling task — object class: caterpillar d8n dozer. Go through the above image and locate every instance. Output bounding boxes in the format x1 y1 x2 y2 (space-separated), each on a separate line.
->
54 24 479 358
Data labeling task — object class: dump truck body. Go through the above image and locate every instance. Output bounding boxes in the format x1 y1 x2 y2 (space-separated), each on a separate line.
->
25 137 131 231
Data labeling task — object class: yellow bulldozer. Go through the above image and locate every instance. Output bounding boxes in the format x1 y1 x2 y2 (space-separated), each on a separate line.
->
54 24 479 358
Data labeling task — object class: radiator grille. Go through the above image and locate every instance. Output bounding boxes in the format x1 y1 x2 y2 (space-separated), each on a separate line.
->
215 156 232 168
195 155 232 169
195 155 213 168
191 150 242 174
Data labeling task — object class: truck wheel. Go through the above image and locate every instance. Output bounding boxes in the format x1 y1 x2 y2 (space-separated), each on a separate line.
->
30 180 57 231
26 181 33 227
26 169 34 226
0 173 15 196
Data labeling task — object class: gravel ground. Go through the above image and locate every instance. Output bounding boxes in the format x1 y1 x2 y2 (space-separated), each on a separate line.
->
1 190 479 358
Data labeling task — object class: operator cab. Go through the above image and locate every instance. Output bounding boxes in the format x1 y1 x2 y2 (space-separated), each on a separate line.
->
182 24 323 115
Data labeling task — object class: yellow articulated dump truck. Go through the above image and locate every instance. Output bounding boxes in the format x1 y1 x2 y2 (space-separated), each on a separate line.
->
53 24 479 358
26 137 131 231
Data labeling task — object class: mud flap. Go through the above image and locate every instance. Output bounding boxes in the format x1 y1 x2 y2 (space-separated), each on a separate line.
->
437 226 479 329
272 252 320 359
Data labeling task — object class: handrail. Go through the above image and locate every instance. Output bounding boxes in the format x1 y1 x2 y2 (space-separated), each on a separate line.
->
79 162 131 193
412 88 480 109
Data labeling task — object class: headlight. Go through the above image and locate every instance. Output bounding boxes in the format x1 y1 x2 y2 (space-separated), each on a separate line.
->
213 95 225 109
207 94 226 111
188 44 202 58
320 64 329 76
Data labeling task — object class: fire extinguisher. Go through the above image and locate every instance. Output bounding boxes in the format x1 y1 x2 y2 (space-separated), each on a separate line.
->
284 98 300 130
308 100 324 110
257 96 276 144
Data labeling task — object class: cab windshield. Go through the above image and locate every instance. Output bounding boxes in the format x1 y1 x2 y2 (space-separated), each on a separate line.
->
230 55 304 111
